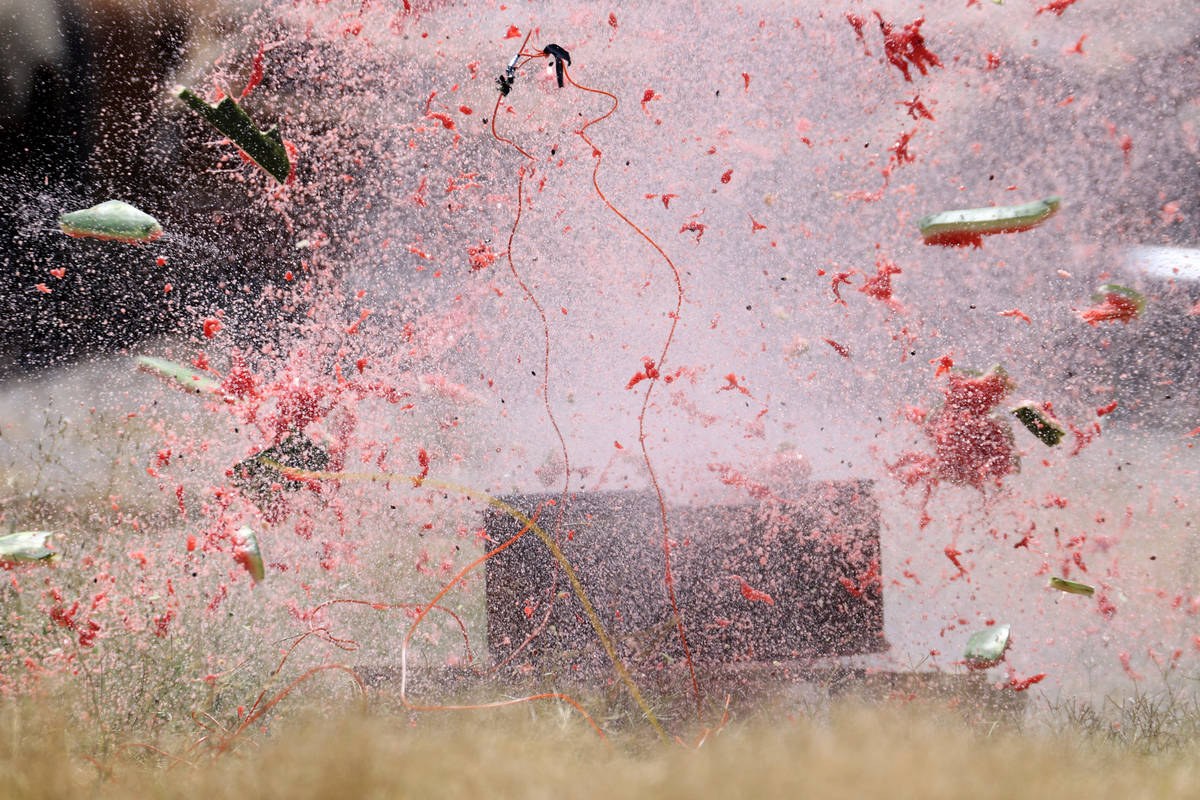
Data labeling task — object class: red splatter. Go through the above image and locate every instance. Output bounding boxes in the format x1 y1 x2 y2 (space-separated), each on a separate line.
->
641 88 661 113
859 257 902 306
458 105 473 115
822 338 851 358
468 242 496 271
346 308 372 335
944 370 1014 416
888 369 1018 523
412 447 430 488
718 373 750 395
1097 593 1117 619
77 620 100 648
944 544 967 575
749 214 766 233
741 72 751 90
845 12 870 52
186 535 198 552
930 354 954 377
709 463 776 501
219 354 260 401
1065 34 1088 55
203 318 222 338
874 13 942 82
503 25 522 39
50 601 79 630
839 559 882 599
1006 672 1046 692
888 127 917 166
898 94 934 121
720 169 733 184
1096 400 1118 417
626 358 660 389
1118 651 1144 681
1077 293 1140 326
998 308 1031 323
1118 134 1133 169
661 194 678 209
34 283 50 294
153 609 175 638
1036 0 1080 16
739 579 775 606
49 268 66 279
426 112 455 130
608 12 618 28
830 271 854 305
680 221 707 242
1068 422 1101 456
239 42 265 99
984 51 1001 70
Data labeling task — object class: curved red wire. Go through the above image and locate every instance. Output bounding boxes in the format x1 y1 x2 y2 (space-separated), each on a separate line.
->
488 49 579 672
561 63 700 714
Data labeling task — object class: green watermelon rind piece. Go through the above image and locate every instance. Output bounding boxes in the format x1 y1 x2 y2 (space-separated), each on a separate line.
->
1011 403 1065 447
59 200 162 243
177 88 291 183
918 196 1061 242
234 526 266 582
136 356 224 397
963 623 1011 668
0 531 60 564
1049 576 1095 596
1091 284 1146 314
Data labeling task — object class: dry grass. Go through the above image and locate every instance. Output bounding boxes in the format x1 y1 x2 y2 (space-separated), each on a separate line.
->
4 696 1200 800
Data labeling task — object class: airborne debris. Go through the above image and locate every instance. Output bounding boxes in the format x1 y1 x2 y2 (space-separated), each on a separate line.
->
1049 576 1095 596
541 43 571 88
177 87 291 183
59 200 162 243
233 526 266 582
887 365 1019 525
963 623 1011 670
136 356 227 399
874 12 942 82
917 196 1061 246
0 531 61 565
1077 284 1145 326
1012 402 1065 446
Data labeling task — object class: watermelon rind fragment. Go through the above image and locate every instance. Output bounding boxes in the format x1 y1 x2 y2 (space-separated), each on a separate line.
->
918 196 1060 243
136 356 226 398
1049 576 1095 596
963 623 1011 669
177 87 291 183
0 531 61 565
1090 283 1146 315
59 200 162 243
1011 402 1065 447
234 526 265 582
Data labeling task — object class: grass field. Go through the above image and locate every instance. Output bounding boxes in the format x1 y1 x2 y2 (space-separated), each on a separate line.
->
5 694 1200 799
